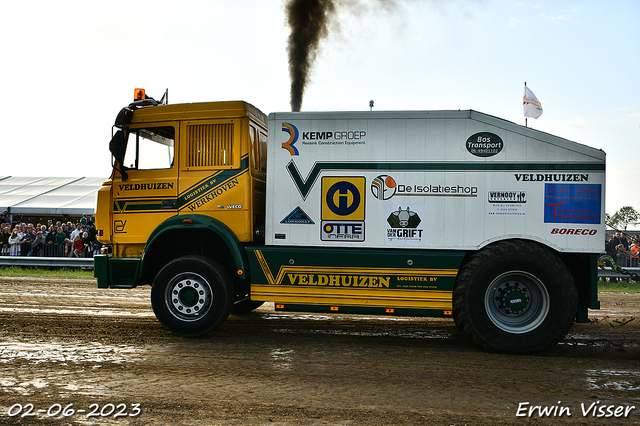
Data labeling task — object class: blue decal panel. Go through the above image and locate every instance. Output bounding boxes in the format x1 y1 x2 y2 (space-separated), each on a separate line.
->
544 184 601 224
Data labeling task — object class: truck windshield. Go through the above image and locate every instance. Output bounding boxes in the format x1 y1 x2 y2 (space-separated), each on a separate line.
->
123 126 175 170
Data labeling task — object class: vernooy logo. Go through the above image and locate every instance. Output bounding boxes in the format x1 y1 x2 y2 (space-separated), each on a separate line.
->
371 175 397 200
281 122 299 156
488 191 527 203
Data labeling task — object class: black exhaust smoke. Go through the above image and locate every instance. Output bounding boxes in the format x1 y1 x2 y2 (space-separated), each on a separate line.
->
286 0 336 112
286 0 404 112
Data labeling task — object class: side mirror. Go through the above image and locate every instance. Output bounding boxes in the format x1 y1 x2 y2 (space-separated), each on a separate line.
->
109 130 127 164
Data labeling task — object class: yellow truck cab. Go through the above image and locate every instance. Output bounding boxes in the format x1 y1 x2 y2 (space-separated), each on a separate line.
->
96 95 267 323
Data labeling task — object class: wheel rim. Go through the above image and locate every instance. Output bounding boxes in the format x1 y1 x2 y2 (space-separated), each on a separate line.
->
484 270 550 334
164 272 213 322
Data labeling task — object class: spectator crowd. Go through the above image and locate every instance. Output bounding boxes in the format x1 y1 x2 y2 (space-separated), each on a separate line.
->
1 209 638 267
605 231 639 267
0 212 101 258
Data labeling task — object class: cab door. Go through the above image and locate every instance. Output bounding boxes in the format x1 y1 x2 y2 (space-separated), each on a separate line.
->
176 119 254 242
111 124 178 256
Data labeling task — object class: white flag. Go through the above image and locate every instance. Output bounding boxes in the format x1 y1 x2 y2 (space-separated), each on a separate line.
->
523 86 543 119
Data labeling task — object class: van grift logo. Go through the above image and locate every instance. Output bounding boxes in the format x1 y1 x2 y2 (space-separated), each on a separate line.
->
281 122 299 156
386 205 425 243
371 175 397 200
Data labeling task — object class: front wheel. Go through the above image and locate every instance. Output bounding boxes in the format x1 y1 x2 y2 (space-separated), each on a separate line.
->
151 256 233 337
453 240 577 353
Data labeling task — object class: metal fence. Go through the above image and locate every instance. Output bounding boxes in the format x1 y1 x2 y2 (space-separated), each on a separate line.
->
0 257 638 281
0 256 94 268
596 266 640 280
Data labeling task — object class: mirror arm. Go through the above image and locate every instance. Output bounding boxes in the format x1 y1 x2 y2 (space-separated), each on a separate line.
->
112 159 128 182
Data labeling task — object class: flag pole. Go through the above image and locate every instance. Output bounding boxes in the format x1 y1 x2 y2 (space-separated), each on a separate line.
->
524 82 528 127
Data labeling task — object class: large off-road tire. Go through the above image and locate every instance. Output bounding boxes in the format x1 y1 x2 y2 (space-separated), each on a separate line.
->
453 240 577 354
151 256 233 337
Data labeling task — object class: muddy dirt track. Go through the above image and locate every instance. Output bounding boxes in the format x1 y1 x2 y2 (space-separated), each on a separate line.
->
0 276 639 426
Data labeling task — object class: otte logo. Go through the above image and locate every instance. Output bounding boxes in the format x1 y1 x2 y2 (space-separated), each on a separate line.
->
281 122 299 156
322 177 365 220
321 222 364 241
321 177 365 242
371 175 397 200
466 132 503 157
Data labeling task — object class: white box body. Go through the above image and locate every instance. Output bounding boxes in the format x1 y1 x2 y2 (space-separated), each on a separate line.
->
266 110 605 253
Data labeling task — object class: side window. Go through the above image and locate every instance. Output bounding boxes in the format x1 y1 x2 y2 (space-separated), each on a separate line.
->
249 126 259 172
123 126 175 170
259 131 267 173
249 126 260 170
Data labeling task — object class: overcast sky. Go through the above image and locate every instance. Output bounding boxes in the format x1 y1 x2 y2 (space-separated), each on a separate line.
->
1 0 638 218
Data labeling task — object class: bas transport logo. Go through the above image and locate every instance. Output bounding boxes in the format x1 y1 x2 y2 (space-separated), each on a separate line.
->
281 122 299 156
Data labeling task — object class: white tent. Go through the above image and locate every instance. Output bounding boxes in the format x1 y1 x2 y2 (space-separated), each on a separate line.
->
0 177 105 215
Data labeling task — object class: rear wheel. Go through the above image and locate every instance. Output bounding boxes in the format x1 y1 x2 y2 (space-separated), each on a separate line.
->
453 240 577 353
151 256 233 336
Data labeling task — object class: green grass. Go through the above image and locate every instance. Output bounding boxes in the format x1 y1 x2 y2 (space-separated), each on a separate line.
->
598 279 640 293
0 266 94 279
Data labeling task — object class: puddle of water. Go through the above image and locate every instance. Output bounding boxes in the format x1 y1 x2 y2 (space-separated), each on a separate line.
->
0 307 154 317
261 308 452 339
1 339 146 398
585 369 640 393
272 327 451 339
261 312 440 323
2 375 112 397
262 313 332 321
270 348 295 372
0 339 146 365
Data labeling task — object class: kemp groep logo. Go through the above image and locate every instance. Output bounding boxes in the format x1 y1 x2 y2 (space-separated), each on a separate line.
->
281 122 299 156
